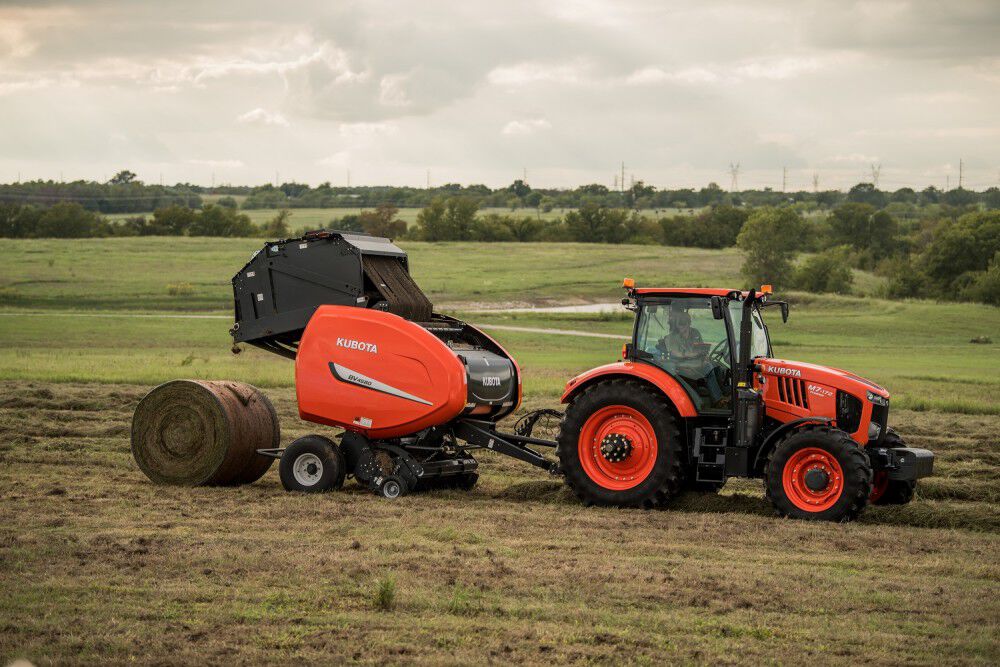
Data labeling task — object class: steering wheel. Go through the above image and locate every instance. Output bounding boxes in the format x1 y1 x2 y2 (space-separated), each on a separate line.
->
708 339 730 369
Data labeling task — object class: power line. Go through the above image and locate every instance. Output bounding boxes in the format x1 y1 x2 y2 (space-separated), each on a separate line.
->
870 163 881 188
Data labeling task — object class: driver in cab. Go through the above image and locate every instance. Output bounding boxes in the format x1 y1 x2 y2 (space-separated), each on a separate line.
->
662 309 724 406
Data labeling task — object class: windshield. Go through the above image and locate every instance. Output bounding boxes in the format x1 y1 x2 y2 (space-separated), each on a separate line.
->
728 301 770 360
635 297 732 411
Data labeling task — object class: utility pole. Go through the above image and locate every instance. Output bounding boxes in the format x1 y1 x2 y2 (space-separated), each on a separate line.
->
728 162 740 192
812 172 819 192
782 166 787 193
523 166 527 183
347 169 351 188
946 174 950 191
620 161 626 194
211 172 215 188
959 159 964 189
275 170 279 187
870 163 881 189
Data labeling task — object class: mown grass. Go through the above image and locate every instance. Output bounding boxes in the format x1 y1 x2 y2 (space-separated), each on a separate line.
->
0 383 997 665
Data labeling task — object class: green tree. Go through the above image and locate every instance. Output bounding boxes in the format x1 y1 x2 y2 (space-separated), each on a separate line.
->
506 179 531 199
416 197 478 241
261 209 291 238
794 247 854 294
189 205 255 237
151 205 198 235
736 207 808 286
826 203 898 259
564 204 630 243
35 202 102 238
847 182 886 208
109 170 138 185
358 203 406 238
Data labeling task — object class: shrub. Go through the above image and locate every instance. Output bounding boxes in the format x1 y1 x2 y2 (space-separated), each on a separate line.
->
793 248 854 294
166 282 194 296
359 203 406 238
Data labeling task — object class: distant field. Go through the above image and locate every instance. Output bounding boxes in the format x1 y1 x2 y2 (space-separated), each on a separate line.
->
104 205 703 230
0 237 750 310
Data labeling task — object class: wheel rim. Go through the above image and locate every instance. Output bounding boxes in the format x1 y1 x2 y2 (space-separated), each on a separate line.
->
578 405 658 491
382 480 401 498
870 470 889 502
782 447 844 512
292 453 323 486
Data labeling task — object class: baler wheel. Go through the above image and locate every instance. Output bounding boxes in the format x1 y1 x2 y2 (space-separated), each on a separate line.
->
558 379 684 508
377 475 407 499
765 425 872 521
279 435 346 493
869 428 917 505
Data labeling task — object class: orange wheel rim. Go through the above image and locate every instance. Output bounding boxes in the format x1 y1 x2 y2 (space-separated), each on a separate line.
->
870 470 889 502
578 405 658 490
782 447 844 512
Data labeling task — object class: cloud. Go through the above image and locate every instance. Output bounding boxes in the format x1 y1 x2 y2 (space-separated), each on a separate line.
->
501 118 552 136
487 61 589 87
237 108 289 127
187 158 245 168
317 151 351 167
626 66 719 85
339 122 397 138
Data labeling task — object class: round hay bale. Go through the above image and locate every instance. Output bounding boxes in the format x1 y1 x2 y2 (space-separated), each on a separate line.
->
131 380 279 486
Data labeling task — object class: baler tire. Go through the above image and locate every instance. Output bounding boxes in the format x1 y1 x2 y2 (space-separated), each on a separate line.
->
557 379 684 509
870 428 917 505
765 425 872 522
279 435 346 493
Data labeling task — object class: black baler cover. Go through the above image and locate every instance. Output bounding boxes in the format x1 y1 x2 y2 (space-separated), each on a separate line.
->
231 231 432 356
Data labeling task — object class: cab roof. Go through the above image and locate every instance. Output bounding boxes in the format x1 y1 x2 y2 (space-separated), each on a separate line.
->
633 288 748 298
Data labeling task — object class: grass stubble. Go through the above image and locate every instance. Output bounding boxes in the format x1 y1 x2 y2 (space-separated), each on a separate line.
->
1 382 998 665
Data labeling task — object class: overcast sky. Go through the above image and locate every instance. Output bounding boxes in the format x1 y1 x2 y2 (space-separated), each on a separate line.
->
0 0 997 190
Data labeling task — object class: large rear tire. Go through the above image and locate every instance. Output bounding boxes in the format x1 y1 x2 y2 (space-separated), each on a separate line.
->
765 425 872 521
870 428 917 505
558 380 684 508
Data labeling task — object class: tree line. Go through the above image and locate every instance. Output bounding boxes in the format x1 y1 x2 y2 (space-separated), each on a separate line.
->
3 170 999 213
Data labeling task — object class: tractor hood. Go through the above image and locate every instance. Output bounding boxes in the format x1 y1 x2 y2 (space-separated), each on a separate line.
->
758 358 890 400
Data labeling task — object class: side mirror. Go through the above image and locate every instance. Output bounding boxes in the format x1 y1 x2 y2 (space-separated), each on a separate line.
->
710 296 725 320
781 302 789 323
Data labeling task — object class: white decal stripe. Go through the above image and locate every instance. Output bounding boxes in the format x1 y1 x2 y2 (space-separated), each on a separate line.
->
331 363 433 406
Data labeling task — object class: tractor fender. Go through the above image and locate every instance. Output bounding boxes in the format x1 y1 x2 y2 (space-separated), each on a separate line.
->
561 361 697 418
752 416 835 473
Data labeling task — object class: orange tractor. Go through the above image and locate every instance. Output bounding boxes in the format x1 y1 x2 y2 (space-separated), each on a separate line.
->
218 231 932 521
557 283 932 520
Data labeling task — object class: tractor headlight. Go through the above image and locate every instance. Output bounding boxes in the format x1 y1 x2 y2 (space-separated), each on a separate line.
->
867 391 889 407
868 421 882 440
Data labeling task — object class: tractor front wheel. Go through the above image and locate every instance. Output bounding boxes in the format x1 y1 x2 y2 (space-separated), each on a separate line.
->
765 426 872 521
558 380 684 508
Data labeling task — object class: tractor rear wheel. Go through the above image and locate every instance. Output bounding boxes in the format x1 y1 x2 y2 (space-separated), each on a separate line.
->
870 428 917 505
765 425 872 521
558 379 684 508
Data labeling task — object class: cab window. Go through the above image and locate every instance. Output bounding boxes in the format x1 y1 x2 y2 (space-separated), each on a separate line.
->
728 301 770 360
635 297 732 411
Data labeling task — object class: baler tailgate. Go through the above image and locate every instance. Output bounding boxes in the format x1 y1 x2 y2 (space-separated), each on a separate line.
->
362 254 433 321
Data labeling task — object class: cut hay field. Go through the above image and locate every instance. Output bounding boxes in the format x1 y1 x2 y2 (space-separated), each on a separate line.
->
1 237 999 665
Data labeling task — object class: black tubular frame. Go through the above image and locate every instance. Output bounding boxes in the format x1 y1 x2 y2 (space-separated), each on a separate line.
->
452 419 560 473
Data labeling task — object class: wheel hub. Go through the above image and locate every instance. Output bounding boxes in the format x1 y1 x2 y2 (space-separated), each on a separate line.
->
804 467 830 491
600 433 633 463
292 453 324 486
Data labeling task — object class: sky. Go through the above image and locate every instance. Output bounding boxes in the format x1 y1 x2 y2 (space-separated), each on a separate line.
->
0 0 997 191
